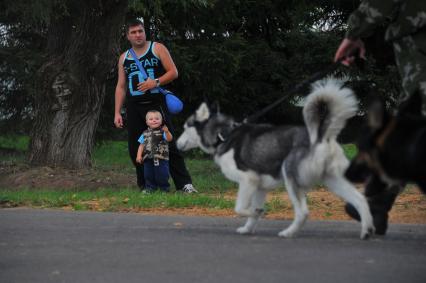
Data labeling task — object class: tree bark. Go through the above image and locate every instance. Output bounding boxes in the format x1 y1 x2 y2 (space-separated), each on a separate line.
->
28 0 128 168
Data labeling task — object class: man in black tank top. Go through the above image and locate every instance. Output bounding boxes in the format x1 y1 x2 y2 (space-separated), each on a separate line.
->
114 19 197 193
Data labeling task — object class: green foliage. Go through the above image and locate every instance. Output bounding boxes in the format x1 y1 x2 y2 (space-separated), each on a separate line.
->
0 137 363 212
0 135 360 162
0 135 29 152
2 0 401 144
1 0 63 136
119 0 396 129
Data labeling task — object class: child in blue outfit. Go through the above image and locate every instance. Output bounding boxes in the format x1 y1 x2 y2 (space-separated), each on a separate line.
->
136 110 173 193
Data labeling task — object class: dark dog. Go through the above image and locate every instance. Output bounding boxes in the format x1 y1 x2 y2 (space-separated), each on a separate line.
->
345 90 426 234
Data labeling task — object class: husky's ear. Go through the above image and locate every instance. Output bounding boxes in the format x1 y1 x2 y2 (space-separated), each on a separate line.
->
195 102 211 122
367 99 387 130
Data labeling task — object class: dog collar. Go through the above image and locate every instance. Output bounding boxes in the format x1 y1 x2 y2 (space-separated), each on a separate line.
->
212 133 226 148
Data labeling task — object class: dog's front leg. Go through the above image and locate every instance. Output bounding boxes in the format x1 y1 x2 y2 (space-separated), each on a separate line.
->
235 178 260 234
237 190 267 235
234 179 257 217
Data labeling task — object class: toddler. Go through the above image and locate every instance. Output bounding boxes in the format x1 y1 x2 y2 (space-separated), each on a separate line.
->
136 110 173 192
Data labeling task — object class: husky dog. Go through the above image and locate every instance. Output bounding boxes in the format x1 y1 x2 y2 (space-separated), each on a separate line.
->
177 79 374 239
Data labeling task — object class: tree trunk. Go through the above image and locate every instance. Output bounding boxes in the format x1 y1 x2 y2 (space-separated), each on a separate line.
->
28 0 128 168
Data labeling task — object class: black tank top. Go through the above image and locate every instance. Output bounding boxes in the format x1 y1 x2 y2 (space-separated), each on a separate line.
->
122 41 166 102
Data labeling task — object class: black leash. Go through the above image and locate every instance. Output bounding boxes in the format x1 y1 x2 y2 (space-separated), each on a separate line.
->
243 56 363 123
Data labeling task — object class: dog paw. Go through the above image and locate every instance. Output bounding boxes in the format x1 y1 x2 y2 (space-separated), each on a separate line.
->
278 229 295 238
360 226 375 240
236 226 254 235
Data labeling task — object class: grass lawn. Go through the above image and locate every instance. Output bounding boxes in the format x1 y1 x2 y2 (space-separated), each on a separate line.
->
0 136 236 210
0 135 355 213
1 136 425 224
0 136 356 211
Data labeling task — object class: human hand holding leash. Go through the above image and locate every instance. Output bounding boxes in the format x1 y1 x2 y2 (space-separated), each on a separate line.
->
334 38 366 66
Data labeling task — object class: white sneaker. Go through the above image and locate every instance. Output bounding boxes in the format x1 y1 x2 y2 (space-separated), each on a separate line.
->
182 184 198 193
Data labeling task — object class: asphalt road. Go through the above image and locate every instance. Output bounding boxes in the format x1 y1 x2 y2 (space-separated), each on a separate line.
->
1 208 425 283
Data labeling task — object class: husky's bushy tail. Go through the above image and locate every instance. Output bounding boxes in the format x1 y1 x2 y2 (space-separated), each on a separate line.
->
303 78 358 144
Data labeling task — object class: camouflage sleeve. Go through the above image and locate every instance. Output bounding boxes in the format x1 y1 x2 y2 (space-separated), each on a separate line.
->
346 0 398 39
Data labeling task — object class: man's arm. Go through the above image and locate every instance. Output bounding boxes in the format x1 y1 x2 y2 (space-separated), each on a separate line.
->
335 0 396 65
154 42 178 86
137 43 178 92
114 53 127 128
345 0 396 40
